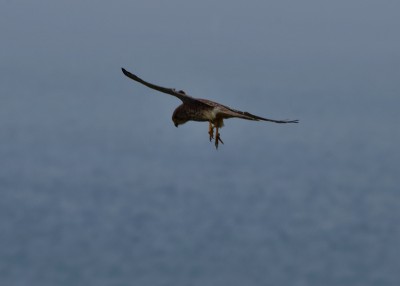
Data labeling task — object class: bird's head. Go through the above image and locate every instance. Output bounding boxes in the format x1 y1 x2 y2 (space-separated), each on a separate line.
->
172 105 189 127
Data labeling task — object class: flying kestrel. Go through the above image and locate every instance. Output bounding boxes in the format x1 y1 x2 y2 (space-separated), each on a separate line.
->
121 68 298 149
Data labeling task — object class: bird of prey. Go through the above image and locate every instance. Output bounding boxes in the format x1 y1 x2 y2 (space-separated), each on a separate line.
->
121 68 298 149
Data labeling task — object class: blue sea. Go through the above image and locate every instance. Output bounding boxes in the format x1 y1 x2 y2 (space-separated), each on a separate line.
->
1 76 399 285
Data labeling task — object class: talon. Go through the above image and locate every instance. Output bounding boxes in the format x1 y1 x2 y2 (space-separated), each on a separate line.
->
215 131 223 149
208 122 214 141
214 126 223 149
209 130 214 141
216 133 224 145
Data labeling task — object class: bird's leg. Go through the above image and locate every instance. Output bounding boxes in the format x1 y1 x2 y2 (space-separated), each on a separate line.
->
214 127 224 149
208 121 214 141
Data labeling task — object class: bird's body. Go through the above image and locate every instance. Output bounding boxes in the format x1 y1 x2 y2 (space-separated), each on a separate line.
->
121 68 298 148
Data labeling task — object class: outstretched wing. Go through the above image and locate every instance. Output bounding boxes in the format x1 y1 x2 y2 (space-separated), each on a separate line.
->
224 108 299 123
199 99 298 123
122 68 195 103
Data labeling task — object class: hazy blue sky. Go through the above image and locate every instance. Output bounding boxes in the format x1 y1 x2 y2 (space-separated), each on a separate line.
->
1 1 399 285
1 0 399 161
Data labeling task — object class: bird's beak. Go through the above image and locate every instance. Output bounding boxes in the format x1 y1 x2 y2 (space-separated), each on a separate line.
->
174 123 178 128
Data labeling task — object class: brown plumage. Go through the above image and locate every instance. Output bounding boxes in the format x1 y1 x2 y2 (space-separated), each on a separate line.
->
121 68 298 149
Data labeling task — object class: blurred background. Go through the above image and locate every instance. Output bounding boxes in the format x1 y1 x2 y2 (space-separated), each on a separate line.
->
1 0 399 285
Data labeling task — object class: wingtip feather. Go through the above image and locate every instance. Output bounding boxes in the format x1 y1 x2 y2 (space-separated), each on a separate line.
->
121 67 128 75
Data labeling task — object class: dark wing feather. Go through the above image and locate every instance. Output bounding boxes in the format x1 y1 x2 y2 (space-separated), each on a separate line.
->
197 99 298 123
220 104 298 123
122 68 191 102
233 109 299 123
